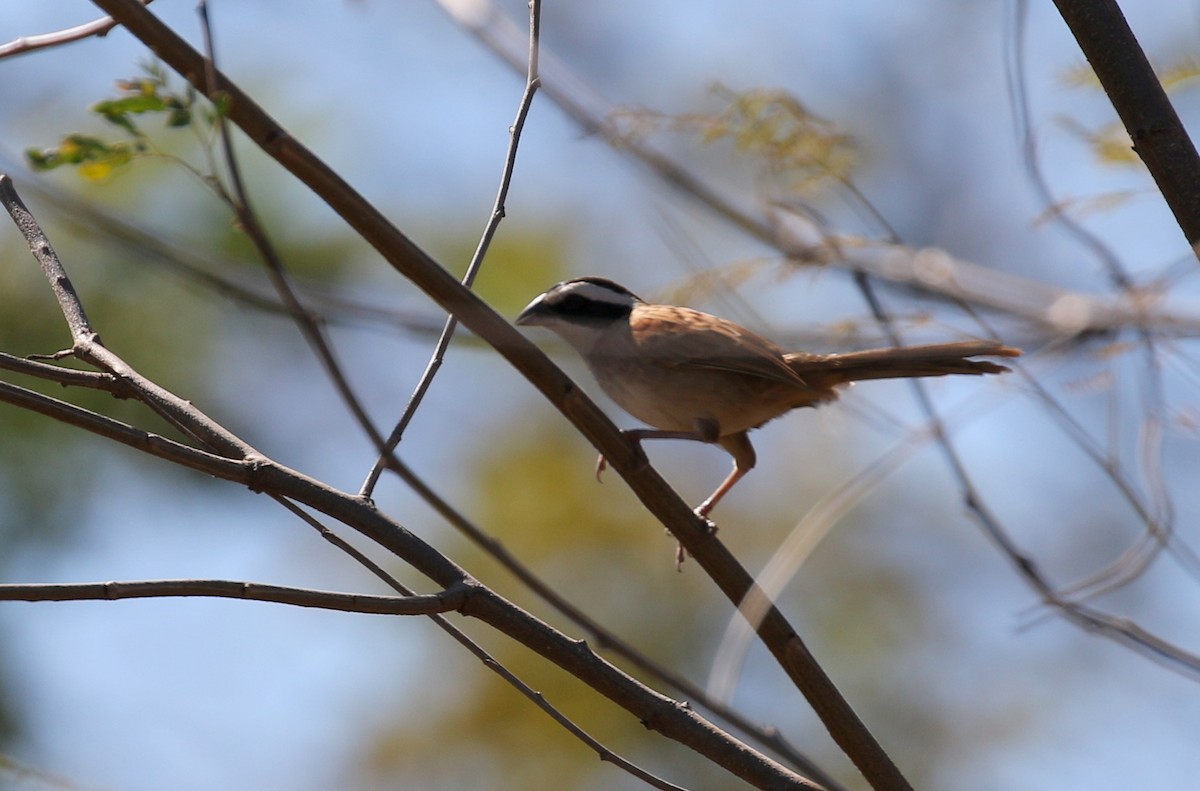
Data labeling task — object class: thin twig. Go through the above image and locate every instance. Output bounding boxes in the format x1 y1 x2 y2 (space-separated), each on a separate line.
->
0 0 153 60
0 578 469 615
359 0 543 498
1003 3 1194 602
0 378 246 479
709 429 929 703
0 351 130 394
1050 0 1200 250
0 174 251 458
196 1 388 452
13 176 451 340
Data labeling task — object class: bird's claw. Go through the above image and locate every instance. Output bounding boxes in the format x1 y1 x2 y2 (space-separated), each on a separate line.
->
594 454 608 482
674 541 688 571
692 508 719 536
672 510 719 571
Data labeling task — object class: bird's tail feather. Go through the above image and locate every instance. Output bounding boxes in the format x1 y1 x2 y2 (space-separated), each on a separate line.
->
785 341 1020 384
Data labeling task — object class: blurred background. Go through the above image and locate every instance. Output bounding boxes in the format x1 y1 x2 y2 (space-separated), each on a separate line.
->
2 1 1200 789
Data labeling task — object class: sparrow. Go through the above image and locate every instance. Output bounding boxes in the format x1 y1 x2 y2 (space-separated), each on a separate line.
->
517 276 1020 522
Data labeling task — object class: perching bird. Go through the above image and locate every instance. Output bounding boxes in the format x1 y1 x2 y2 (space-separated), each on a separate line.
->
517 276 1020 522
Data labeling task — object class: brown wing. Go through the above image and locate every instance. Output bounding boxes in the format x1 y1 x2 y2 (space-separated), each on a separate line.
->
628 304 810 387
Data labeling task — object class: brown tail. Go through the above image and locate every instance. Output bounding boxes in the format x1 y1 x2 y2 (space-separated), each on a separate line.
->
785 341 1020 385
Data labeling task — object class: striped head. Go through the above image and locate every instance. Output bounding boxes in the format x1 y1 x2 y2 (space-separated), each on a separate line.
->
516 277 645 352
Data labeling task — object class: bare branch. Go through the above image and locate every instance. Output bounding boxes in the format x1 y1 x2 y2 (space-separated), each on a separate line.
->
0 0 153 60
1051 0 1200 251
1 174 254 458
0 579 471 615
771 222 1198 339
16 178 451 340
0 351 129 394
359 0 543 499
0 378 246 479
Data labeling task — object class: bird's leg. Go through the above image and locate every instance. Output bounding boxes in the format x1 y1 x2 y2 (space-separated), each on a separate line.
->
591 422 742 570
594 425 716 482
694 432 757 519
694 467 746 518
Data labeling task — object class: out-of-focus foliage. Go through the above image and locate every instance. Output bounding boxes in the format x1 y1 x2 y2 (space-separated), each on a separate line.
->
1060 57 1200 170
25 62 225 182
25 133 142 181
613 85 860 196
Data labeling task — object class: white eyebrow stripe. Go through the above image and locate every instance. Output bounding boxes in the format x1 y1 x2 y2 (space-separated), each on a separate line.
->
555 281 633 307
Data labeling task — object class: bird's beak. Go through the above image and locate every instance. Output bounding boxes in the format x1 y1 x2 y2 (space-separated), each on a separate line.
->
515 294 551 327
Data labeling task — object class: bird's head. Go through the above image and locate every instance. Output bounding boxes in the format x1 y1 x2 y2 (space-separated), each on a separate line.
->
516 277 643 350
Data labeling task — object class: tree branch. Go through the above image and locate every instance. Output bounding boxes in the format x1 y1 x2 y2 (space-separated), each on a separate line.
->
0 174 254 459
360 0 543 498
0 0 153 60
0 579 471 615
1051 0 1200 251
0 378 247 479
0 351 130 394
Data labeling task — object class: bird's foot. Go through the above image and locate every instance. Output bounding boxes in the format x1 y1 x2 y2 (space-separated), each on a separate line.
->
672 510 719 571
692 507 719 536
594 454 607 482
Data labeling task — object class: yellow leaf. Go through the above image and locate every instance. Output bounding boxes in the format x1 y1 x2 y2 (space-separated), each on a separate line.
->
79 161 113 181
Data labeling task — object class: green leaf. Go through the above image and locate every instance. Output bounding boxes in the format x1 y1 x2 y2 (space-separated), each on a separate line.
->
24 134 139 178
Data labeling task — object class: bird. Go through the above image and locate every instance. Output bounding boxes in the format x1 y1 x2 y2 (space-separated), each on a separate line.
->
516 276 1020 524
